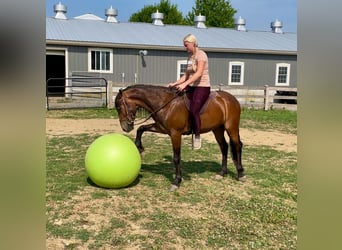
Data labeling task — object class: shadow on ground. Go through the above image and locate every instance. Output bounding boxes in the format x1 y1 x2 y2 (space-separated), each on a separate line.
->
140 155 237 183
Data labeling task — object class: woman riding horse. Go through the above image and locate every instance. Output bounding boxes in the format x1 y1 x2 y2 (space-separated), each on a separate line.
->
168 34 211 150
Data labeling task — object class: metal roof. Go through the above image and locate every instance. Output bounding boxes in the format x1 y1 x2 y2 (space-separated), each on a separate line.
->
46 16 297 54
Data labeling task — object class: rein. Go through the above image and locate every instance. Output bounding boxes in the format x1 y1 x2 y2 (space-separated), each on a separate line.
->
122 88 183 126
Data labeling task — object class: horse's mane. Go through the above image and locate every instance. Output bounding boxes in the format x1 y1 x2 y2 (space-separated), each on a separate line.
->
123 84 179 95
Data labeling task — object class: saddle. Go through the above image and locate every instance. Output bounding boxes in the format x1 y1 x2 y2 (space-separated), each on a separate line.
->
183 91 218 114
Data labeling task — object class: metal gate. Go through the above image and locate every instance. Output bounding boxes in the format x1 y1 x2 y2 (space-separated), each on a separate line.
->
46 77 108 110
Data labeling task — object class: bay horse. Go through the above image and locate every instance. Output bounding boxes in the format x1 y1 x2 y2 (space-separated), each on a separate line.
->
114 84 245 191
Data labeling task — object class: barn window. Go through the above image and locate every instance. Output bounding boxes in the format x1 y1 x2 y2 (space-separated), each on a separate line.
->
88 48 113 73
177 60 187 79
275 63 290 86
229 61 244 85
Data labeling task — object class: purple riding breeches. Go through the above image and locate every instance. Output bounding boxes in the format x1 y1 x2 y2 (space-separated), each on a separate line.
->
186 86 211 136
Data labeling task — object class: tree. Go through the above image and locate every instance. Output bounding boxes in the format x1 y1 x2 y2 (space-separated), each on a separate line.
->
185 0 237 28
129 0 186 25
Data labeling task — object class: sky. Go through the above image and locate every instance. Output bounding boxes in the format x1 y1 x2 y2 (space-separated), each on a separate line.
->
46 0 297 32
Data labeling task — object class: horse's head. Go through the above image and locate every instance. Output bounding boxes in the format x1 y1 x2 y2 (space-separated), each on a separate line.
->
115 89 137 132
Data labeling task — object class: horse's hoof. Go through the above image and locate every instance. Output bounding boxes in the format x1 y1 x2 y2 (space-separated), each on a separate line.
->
169 184 179 192
214 174 224 180
238 175 247 182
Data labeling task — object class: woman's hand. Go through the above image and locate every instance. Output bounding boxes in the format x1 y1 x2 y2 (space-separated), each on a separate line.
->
176 82 187 91
167 82 177 88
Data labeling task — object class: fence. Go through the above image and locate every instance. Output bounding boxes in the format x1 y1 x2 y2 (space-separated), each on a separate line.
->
263 85 297 111
212 85 297 111
46 80 297 111
106 83 297 111
46 77 108 110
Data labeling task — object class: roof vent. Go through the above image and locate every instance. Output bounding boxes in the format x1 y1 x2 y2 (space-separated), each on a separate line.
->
54 2 67 20
194 15 206 28
105 6 118 23
234 16 246 31
151 10 164 26
271 19 283 33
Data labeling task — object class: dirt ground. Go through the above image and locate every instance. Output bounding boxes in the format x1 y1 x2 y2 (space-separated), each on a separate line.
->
46 118 297 153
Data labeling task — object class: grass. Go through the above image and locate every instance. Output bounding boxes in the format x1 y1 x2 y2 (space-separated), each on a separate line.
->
240 108 297 134
46 108 117 119
46 108 297 249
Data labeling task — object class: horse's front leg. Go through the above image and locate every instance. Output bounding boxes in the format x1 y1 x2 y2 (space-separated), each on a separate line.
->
135 123 159 153
169 132 182 192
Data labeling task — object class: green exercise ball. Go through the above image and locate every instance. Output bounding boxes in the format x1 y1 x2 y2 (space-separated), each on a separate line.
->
85 133 141 188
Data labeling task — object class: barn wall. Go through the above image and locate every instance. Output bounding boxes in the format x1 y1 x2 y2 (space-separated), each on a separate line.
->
112 49 297 87
47 45 297 87
207 52 297 87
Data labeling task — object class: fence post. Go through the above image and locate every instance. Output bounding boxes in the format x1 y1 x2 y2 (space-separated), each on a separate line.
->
264 85 269 110
107 81 114 109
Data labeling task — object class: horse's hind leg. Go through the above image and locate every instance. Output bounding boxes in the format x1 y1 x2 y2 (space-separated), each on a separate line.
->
228 129 245 181
212 127 229 177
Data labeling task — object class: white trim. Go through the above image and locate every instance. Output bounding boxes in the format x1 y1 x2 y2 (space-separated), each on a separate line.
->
87 48 113 73
177 60 187 79
47 40 297 55
46 49 65 56
228 61 245 85
65 49 69 87
275 63 290 86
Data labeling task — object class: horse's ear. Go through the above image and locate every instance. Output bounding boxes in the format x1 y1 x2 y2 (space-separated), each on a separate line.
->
119 89 122 94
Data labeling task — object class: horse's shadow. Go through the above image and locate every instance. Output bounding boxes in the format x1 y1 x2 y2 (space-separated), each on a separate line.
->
140 155 236 183
86 156 237 189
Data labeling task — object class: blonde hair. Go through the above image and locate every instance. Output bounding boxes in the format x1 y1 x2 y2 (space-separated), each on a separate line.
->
183 34 198 47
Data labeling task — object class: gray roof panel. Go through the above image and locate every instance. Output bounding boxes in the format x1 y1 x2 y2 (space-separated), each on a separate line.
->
46 17 297 53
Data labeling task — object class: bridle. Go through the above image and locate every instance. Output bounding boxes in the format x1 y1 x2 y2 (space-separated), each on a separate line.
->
119 88 183 126
120 91 136 126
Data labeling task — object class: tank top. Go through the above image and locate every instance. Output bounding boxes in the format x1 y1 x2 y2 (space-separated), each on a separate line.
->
186 49 210 87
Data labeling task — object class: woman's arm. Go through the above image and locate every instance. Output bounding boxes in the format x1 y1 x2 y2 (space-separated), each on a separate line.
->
167 72 188 88
175 60 205 91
